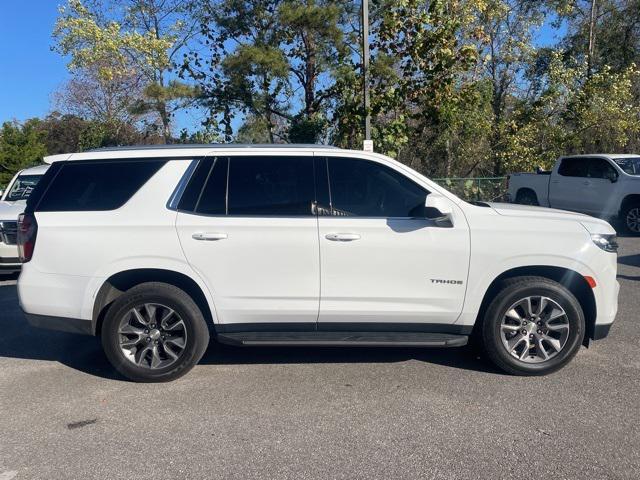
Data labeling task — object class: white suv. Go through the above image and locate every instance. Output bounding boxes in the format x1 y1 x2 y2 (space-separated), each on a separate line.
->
0 164 49 273
17 145 619 382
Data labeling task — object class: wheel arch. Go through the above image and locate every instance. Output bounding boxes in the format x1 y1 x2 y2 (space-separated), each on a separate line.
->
620 194 640 213
92 268 216 336
515 187 539 204
474 265 596 346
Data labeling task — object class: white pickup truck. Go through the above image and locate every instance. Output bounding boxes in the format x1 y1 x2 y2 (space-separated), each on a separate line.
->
507 154 640 234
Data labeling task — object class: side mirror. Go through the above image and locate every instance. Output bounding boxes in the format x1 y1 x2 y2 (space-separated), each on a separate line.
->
607 171 619 183
424 194 454 227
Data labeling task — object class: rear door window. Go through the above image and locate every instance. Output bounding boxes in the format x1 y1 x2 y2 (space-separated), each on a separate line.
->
36 159 166 212
196 157 228 215
227 156 315 216
558 158 588 177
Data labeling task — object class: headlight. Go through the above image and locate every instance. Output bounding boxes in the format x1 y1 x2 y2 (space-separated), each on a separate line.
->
591 233 618 253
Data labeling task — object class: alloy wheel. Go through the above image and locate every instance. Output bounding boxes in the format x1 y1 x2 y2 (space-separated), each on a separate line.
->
626 208 640 233
500 296 570 363
118 303 188 369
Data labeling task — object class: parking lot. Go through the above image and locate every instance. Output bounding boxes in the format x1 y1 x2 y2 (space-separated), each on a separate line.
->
0 239 638 479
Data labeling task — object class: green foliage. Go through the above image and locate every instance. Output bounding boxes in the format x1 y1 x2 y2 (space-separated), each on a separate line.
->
53 0 199 141
183 0 355 143
288 114 327 143
26 0 640 177
53 0 173 81
0 120 47 188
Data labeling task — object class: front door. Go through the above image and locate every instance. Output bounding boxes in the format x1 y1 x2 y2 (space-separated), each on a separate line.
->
176 154 320 327
315 156 470 327
582 158 619 216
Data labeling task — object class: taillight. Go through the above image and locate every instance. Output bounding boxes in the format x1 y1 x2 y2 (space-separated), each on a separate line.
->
506 175 510 190
17 212 38 262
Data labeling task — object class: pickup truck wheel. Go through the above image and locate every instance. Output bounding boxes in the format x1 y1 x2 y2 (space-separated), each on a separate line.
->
515 189 539 206
621 204 640 235
481 276 584 376
101 282 210 382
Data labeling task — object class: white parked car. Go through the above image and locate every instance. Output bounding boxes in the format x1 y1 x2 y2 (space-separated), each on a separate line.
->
0 164 49 273
507 154 640 234
17 145 619 382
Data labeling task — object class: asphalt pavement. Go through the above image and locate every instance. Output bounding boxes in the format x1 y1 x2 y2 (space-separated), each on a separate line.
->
1 238 639 479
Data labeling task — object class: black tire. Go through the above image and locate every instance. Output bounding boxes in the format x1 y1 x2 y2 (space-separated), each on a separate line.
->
101 282 210 382
515 189 539 206
481 276 585 376
620 202 640 235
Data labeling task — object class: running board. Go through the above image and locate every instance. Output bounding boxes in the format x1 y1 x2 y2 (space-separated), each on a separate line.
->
216 331 468 348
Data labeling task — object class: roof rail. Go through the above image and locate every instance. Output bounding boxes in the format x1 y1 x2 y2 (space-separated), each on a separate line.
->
88 143 340 152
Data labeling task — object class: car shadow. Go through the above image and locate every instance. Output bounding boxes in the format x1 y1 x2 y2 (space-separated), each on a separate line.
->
618 254 640 268
617 274 640 282
0 285 500 381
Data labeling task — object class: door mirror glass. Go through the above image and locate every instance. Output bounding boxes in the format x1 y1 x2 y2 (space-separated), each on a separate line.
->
424 194 453 227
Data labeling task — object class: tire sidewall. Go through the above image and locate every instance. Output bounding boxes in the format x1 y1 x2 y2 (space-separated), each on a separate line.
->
483 281 584 375
622 204 640 235
101 284 209 382
516 190 538 206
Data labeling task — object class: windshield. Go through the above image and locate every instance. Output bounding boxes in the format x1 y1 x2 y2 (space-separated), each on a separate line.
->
613 157 640 176
4 174 43 201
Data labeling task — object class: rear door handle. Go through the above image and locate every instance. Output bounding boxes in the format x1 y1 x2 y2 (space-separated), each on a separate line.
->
325 233 361 242
583 181 591 186
192 232 228 241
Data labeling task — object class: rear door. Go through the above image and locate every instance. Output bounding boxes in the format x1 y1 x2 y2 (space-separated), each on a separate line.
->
315 155 470 327
175 154 320 328
548 157 589 212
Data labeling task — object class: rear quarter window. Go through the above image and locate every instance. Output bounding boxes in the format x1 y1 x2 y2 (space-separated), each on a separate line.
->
35 160 166 212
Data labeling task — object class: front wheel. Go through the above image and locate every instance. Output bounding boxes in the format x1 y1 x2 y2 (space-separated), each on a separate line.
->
101 282 210 382
481 276 585 376
621 203 640 235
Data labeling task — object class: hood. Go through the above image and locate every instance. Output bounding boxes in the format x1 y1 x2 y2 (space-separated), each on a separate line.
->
487 202 615 235
0 201 26 221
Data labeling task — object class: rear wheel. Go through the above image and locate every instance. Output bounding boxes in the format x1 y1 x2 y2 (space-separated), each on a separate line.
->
101 282 209 382
515 189 539 206
481 276 584 375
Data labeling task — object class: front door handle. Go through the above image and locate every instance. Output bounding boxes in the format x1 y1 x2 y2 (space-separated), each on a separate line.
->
325 233 361 242
192 232 228 241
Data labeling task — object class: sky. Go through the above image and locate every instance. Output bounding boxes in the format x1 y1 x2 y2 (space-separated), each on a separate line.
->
0 2 564 133
0 2 70 123
0 1 203 132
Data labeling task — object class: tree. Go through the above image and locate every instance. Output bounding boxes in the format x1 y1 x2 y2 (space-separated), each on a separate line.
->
36 112 164 154
0 120 47 188
53 0 199 142
338 0 492 176
474 0 546 175
183 0 355 143
499 52 640 172
54 66 147 126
